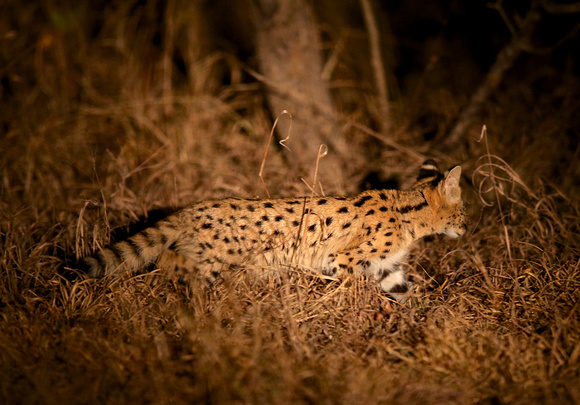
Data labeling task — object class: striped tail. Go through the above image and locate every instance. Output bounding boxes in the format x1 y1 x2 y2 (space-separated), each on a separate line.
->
80 219 179 277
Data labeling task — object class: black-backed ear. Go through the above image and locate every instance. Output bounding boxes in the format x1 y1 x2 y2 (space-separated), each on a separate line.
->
417 159 441 181
441 165 462 202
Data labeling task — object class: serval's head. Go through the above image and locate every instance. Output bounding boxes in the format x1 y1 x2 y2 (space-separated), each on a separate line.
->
413 159 467 238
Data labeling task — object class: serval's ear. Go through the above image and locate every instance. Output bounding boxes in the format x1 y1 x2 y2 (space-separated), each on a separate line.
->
441 165 462 203
417 159 441 181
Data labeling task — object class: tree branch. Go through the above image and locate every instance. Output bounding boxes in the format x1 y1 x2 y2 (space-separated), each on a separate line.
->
442 3 542 149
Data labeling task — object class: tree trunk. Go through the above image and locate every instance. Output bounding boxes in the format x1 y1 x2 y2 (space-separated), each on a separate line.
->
253 0 349 191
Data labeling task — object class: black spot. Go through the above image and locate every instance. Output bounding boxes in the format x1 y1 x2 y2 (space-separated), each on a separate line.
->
286 200 301 205
217 218 224 224
142 229 159 247
202 223 213 229
285 208 295 213
125 238 143 256
238 248 243 254
233 236 240 243
354 195 373 207
308 224 316 232
275 215 283 221
292 220 300 227
366 209 375 216
380 206 388 212
223 237 230 243
385 241 392 246
342 222 351 229
379 192 387 200
380 255 386 259
247 205 256 212
325 217 333 226
109 244 125 261
317 199 328 205
240 225 247 230
261 215 269 221
230 204 239 210
429 173 445 187
227 249 235 255
376 269 389 280
418 171 440 182
384 231 393 236
255 221 262 226
338 264 348 269
389 283 409 294
322 267 337 276
389 218 396 223
213 234 220 240
399 201 429 214
338 207 349 213
371 248 378 253
383 249 390 253
264 202 274 208
212 203 221 208
375 223 382 231
197 206 206 212
206 214 214 220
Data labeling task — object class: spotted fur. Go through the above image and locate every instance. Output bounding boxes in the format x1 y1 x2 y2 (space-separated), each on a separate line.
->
80 160 467 300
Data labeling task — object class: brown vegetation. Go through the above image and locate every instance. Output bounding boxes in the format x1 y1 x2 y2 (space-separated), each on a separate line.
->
1 1 579 403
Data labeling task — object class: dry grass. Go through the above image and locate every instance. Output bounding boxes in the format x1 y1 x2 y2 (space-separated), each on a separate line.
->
1 1 579 404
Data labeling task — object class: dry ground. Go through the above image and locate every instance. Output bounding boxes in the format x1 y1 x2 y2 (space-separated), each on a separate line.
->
1 2 579 404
